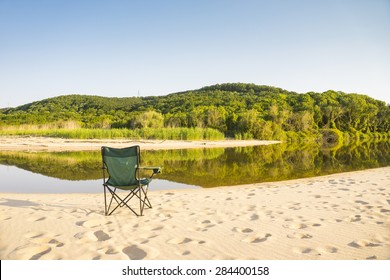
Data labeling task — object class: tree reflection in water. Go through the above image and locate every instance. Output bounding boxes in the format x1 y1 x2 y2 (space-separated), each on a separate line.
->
0 141 389 191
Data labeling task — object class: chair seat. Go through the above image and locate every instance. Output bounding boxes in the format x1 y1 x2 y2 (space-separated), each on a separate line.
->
105 178 152 190
139 178 152 185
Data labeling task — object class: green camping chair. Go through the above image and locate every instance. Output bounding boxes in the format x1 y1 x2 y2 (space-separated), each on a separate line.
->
101 146 161 216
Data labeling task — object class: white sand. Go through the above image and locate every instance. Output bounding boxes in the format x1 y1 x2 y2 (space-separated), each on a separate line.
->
0 136 280 151
1 167 389 260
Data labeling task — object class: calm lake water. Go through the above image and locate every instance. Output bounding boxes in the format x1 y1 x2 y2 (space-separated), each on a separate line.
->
0 141 389 193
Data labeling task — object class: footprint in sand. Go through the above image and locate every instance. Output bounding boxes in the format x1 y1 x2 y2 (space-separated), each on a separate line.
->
167 237 206 245
311 223 322 227
181 250 191 256
27 216 47 222
316 246 338 254
344 215 362 222
187 226 204 232
348 240 382 248
242 233 272 243
0 215 12 221
24 232 64 248
74 231 99 243
196 219 217 229
105 247 119 255
232 227 254 233
94 230 111 241
122 245 147 260
48 239 64 247
32 236 63 247
150 225 164 231
355 200 369 205
168 237 193 244
283 223 308 230
250 214 259 221
24 231 45 239
76 219 112 228
157 213 173 219
293 245 338 255
292 247 314 254
7 244 52 260
287 232 313 239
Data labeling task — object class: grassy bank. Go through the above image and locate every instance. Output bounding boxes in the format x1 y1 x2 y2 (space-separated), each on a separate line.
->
0 127 225 140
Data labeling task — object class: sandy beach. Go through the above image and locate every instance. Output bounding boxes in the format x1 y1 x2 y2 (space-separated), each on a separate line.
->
0 137 389 260
1 168 389 260
0 136 280 152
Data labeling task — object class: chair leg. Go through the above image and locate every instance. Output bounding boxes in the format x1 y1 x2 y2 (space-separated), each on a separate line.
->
139 185 143 216
104 185 107 216
141 185 152 209
104 185 119 215
139 185 152 216
103 184 151 216
107 187 117 213
104 185 139 216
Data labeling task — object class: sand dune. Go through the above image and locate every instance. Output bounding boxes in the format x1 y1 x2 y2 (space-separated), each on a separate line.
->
1 167 389 260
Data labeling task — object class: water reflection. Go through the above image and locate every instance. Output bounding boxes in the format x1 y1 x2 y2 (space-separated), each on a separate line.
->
0 165 198 193
0 141 389 193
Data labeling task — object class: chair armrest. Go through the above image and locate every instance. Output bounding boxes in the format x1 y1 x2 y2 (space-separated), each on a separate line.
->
139 166 161 173
137 166 162 177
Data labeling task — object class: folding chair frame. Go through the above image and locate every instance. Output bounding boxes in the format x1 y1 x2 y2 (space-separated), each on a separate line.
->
101 146 157 216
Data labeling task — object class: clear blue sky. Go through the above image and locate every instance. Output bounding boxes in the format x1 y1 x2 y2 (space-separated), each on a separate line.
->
0 0 389 108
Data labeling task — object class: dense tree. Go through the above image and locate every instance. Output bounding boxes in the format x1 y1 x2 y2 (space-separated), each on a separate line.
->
0 83 389 140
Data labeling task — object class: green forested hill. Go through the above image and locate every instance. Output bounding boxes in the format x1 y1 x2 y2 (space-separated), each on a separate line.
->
1 83 389 140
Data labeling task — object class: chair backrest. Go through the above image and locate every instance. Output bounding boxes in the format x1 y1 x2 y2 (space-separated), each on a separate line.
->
101 146 140 187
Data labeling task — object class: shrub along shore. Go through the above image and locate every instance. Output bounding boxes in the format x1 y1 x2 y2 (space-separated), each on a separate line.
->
0 127 225 140
0 125 388 146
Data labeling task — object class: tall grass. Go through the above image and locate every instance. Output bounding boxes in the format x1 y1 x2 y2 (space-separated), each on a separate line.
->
0 126 225 140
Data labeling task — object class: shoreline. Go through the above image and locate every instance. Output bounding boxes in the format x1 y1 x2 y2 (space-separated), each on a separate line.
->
0 136 281 152
0 166 389 260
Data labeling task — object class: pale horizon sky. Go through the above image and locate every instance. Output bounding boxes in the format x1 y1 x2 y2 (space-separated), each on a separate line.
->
1 0 389 108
